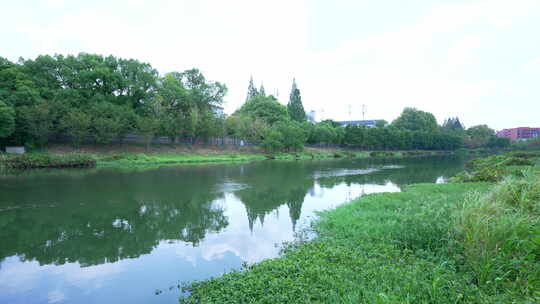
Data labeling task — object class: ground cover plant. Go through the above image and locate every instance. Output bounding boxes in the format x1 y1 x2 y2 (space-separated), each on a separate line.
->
1 153 95 169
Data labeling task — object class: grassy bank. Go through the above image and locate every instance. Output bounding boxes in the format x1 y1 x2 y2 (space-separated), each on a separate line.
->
0 153 96 169
2 143 470 170
95 153 267 169
179 153 540 303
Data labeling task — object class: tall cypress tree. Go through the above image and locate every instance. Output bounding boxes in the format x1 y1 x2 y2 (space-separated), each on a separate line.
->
246 76 258 102
287 78 306 121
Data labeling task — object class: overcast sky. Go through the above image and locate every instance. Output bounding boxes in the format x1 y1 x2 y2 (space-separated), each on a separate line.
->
2 0 539 130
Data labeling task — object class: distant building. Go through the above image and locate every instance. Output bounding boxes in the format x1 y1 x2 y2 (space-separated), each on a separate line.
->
336 120 382 128
497 127 540 141
307 110 316 123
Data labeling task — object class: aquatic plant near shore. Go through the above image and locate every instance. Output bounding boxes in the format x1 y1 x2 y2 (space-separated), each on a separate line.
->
453 171 540 298
2 153 96 169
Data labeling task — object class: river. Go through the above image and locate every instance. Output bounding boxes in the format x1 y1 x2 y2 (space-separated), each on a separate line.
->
0 156 466 304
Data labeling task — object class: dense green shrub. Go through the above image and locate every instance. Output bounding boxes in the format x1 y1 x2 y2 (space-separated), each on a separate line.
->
453 172 540 298
369 151 395 157
2 153 96 169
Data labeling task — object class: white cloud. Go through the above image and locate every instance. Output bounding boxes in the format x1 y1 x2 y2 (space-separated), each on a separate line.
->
2 0 539 129
47 289 66 303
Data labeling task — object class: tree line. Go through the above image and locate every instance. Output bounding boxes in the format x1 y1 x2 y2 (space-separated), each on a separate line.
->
231 78 508 151
0 53 227 148
0 53 508 152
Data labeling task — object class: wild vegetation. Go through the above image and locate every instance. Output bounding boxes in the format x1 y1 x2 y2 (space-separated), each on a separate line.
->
1 153 95 169
179 153 540 303
451 151 540 182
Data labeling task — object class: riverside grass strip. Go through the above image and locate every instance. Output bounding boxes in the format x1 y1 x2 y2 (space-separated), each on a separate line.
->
180 183 494 303
179 153 540 303
1 153 96 169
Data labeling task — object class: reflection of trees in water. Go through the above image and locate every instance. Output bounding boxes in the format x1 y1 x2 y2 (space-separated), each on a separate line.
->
233 162 315 231
317 156 467 189
0 156 467 267
0 166 229 266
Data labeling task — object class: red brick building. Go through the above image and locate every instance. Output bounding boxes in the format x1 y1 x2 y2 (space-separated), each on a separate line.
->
497 127 540 141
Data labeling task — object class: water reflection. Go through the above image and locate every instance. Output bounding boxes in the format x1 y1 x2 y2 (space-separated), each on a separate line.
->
0 156 466 304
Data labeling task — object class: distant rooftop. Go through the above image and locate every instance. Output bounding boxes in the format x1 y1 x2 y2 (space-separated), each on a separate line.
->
336 120 382 127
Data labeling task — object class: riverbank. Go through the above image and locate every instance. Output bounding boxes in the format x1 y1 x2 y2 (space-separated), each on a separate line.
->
179 153 540 303
0 153 96 169
1 143 463 170
1 142 505 171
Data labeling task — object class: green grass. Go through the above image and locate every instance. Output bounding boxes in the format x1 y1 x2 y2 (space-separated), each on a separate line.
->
451 152 540 182
179 152 540 303
181 183 497 303
94 150 372 169
453 171 540 299
95 153 268 169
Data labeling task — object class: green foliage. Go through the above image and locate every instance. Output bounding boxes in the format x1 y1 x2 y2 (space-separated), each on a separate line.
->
0 100 15 138
226 115 268 142
344 124 463 150
260 130 284 152
136 116 159 149
309 121 342 145
442 117 465 134
466 124 495 138
1 53 227 148
451 152 538 182
510 136 540 151
238 95 289 125
392 107 438 132
17 102 53 146
93 117 122 144
2 153 96 168
276 121 307 152
181 182 517 304
96 153 266 169
287 79 306 122
60 110 91 147
486 135 511 148
464 125 496 148
453 172 540 298
246 76 259 102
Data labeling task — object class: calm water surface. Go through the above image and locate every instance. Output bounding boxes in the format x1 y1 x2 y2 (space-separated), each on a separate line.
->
0 156 466 304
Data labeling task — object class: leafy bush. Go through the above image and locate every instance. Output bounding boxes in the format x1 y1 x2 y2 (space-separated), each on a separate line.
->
369 151 395 157
501 157 534 166
453 172 540 298
3 153 96 169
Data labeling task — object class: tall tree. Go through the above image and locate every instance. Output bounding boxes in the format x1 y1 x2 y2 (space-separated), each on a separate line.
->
0 100 15 138
287 78 306 122
60 109 91 147
237 95 288 125
392 107 438 132
246 76 258 102
17 102 54 146
442 117 464 133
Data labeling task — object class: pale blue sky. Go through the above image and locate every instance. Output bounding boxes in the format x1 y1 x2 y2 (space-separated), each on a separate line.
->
2 0 539 130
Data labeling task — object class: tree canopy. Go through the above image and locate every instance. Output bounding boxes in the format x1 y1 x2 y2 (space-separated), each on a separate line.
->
0 53 226 147
287 79 306 122
0 100 15 138
392 107 438 132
